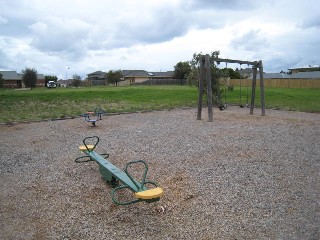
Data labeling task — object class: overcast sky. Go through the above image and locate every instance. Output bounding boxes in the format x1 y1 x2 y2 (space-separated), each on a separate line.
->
0 0 319 79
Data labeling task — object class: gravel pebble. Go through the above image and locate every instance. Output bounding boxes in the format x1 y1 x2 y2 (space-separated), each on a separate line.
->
0 107 319 239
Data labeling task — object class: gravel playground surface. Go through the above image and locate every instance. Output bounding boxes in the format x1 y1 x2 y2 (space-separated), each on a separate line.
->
0 107 319 239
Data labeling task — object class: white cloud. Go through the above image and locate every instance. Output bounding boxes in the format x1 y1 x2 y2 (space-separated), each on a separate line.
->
0 0 319 77
0 15 8 24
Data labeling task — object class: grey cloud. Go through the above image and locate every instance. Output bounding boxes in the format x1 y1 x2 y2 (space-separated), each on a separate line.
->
99 6 224 49
91 9 191 49
0 49 10 69
0 15 8 24
28 17 91 60
188 0 258 10
231 30 269 51
299 15 320 29
264 57 302 72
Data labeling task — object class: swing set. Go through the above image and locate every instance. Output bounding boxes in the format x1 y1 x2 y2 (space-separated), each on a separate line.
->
238 64 250 108
197 55 265 122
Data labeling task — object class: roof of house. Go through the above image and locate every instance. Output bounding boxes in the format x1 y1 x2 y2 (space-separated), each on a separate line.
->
87 71 106 78
288 66 320 71
290 71 320 79
151 71 174 77
0 71 19 79
121 70 174 78
0 71 45 80
122 70 149 77
249 71 320 79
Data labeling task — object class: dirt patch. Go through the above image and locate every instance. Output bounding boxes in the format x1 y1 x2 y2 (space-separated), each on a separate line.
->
0 107 319 239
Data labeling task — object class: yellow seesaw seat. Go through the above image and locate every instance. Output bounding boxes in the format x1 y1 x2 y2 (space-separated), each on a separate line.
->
135 187 164 200
79 145 95 151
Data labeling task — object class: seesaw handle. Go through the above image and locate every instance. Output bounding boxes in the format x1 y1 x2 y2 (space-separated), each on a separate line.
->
83 136 99 152
111 185 140 205
125 160 148 190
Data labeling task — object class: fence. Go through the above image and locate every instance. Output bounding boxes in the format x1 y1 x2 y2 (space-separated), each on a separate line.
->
227 78 320 88
131 79 187 85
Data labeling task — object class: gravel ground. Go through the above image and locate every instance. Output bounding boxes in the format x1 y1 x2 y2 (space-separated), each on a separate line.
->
0 107 319 240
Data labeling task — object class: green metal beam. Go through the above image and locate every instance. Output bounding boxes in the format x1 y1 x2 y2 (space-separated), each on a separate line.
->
86 151 142 192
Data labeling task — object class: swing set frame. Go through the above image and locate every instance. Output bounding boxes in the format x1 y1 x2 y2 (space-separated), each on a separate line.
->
197 55 265 122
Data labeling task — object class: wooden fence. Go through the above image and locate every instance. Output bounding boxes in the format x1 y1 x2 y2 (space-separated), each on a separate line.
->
226 78 320 88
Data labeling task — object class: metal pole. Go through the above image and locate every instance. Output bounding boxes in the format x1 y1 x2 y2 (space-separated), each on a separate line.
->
259 60 266 116
205 54 213 122
250 65 257 115
197 56 205 120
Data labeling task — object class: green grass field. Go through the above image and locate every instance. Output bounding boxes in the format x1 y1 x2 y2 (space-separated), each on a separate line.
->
0 85 319 122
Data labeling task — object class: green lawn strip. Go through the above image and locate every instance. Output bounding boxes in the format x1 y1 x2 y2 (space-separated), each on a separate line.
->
0 86 319 123
224 87 320 113
0 86 199 122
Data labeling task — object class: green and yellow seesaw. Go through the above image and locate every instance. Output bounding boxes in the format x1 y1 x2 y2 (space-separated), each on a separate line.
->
75 136 164 205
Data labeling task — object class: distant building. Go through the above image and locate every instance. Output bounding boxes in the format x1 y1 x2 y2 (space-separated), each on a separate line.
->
121 70 150 84
85 70 174 86
57 79 72 87
249 71 320 79
121 70 174 84
86 71 106 86
0 70 45 88
288 66 320 74
0 71 22 88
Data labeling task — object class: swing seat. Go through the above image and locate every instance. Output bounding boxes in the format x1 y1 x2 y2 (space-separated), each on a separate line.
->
135 187 164 200
79 144 95 151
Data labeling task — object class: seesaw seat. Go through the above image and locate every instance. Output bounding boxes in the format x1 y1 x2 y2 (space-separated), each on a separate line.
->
79 145 95 151
135 187 164 199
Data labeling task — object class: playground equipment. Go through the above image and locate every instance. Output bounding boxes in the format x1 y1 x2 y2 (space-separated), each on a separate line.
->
80 107 106 126
197 55 265 121
75 136 164 205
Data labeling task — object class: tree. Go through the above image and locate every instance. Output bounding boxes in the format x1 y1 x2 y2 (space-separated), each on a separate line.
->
44 75 58 86
189 51 226 107
0 73 4 88
71 74 81 88
173 61 191 85
106 70 122 86
22 68 37 89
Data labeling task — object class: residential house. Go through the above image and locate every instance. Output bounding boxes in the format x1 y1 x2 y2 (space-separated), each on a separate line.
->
0 70 45 88
288 66 320 74
57 79 72 87
121 70 174 84
0 71 22 88
86 71 106 86
242 71 320 88
85 70 175 86
121 70 150 84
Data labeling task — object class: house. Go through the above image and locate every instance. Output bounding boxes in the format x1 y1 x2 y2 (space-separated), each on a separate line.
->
288 66 320 74
149 71 174 79
84 70 175 86
0 70 45 88
241 71 320 88
0 71 22 88
121 70 150 84
57 79 72 87
86 71 106 86
248 71 320 79
121 70 174 84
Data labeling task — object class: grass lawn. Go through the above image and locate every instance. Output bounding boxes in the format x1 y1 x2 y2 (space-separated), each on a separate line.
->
0 85 319 123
